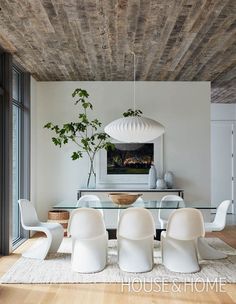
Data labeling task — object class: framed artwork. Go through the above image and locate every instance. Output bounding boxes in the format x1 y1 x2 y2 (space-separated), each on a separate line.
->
96 136 163 186
107 143 154 175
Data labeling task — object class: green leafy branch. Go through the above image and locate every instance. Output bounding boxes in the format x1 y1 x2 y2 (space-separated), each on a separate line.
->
44 88 114 186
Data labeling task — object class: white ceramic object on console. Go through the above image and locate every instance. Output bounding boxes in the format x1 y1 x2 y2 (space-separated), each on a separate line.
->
161 208 205 273
156 178 167 190
18 199 64 260
164 171 174 189
67 208 108 273
204 200 231 232
117 207 156 273
158 195 184 229
148 164 157 189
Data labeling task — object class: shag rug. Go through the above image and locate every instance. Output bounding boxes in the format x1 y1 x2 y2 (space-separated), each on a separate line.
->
1 238 236 284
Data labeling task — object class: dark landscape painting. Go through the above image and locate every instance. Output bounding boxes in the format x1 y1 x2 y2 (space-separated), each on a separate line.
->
107 143 154 174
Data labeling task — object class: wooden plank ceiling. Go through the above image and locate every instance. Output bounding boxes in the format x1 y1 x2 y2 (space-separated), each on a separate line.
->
0 0 235 103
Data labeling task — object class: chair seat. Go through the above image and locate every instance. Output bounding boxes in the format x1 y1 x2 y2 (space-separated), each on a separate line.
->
41 222 64 230
204 222 223 232
26 222 63 232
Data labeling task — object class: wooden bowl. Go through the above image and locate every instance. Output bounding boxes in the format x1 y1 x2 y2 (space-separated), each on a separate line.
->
108 192 143 205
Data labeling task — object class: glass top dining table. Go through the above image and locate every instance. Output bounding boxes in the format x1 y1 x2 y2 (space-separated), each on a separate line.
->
53 200 216 210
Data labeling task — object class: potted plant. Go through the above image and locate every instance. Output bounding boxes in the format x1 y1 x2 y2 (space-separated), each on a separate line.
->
44 88 114 188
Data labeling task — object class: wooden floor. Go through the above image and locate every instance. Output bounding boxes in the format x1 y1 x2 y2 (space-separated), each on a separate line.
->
0 227 236 304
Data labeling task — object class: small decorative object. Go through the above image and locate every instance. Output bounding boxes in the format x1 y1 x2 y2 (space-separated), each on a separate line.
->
44 88 114 189
156 178 167 190
148 164 157 189
48 210 69 236
164 171 174 189
108 192 142 205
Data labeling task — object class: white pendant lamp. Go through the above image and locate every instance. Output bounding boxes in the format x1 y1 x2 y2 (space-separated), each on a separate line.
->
104 52 165 143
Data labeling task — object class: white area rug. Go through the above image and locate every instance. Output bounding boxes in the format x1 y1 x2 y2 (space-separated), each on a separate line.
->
1 238 236 284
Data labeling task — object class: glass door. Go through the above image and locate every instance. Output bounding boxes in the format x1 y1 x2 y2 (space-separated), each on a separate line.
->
12 103 21 243
11 68 22 244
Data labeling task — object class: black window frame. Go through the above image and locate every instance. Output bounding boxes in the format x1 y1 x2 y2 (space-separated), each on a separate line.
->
0 48 30 255
0 49 12 255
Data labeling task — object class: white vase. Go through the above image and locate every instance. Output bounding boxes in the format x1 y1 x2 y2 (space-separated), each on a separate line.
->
148 164 157 189
164 171 174 189
156 178 167 190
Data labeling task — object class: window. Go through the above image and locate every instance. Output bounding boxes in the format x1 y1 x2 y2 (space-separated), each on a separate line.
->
0 50 30 254
11 65 30 247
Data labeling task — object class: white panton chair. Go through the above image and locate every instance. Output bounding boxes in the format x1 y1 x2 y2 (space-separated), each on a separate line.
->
18 199 64 260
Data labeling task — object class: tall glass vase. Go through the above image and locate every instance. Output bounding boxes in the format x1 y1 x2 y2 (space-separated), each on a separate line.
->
87 158 96 189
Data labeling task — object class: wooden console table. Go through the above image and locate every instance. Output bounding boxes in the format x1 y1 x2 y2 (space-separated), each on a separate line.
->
77 188 184 200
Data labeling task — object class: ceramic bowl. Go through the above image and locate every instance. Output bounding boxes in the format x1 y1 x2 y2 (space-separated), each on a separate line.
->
108 192 142 205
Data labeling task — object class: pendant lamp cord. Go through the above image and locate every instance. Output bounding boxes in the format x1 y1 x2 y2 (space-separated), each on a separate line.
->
131 51 136 111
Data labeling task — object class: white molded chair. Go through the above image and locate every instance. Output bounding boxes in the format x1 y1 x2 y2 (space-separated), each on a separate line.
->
67 208 108 273
18 199 64 260
161 208 205 273
76 195 103 215
204 200 231 232
76 195 100 207
161 208 227 273
117 197 144 223
117 207 156 273
158 195 185 229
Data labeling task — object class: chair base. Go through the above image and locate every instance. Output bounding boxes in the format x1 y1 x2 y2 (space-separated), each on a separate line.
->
118 236 154 273
22 238 51 260
71 234 107 273
162 236 200 273
197 237 227 260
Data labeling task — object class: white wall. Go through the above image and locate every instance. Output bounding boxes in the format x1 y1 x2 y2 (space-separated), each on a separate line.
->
31 81 211 220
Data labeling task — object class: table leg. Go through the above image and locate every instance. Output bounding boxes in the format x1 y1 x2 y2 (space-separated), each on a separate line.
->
107 229 164 241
